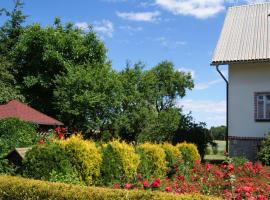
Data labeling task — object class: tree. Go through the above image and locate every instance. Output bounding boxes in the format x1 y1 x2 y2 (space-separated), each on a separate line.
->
54 64 121 135
9 21 108 118
172 114 214 159
210 126 226 140
0 0 27 55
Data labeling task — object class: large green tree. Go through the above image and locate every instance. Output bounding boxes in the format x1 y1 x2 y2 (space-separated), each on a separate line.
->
10 20 107 117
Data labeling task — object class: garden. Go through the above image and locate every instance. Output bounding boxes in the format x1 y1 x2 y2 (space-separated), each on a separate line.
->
1 1 270 200
1 120 270 200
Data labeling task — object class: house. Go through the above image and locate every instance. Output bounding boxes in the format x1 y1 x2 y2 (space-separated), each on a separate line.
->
211 3 270 161
6 147 31 167
0 100 63 126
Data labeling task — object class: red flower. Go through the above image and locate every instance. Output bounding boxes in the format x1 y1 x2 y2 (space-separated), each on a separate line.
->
151 178 161 188
165 186 172 192
58 132 64 138
124 183 132 189
142 180 149 188
113 183 121 189
137 173 142 180
205 163 212 171
38 139 45 144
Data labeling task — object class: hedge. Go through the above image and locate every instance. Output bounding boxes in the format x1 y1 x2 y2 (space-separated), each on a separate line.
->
60 135 102 185
101 140 140 184
0 176 221 200
177 142 201 164
137 143 167 178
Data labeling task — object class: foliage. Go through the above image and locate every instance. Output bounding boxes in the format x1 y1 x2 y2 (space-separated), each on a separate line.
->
258 133 270 165
23 142 80 184
0 176 220 200
161 143 181 167
59 135 102 185
177 142 200 164
137 143 167 178
173 114 214 159
101 140 140 184
113 160 270 200
210 126 226 140
0 118 37 156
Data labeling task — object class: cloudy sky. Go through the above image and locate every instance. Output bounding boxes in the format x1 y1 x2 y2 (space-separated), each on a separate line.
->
1 0 269 127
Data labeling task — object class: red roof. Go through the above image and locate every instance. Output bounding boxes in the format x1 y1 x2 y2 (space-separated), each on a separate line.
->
0 100 63 126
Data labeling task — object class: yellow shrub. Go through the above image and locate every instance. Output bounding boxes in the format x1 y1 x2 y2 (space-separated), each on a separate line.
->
0 176 221 200
177 142 200 164
161 143 181 166
60 135 102 185
137 143 167 178
101 140 140 184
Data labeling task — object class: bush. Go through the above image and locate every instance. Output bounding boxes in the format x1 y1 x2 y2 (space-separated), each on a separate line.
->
101 140 140 184
60 135 102 185
137 143 167 178
0 176 220 200
0 118 37 156
23 142 80 184
161 143 181 167
177 142 200 164
258 133 270 165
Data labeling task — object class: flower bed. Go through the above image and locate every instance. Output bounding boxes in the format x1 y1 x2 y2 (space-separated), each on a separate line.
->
113 160 270 200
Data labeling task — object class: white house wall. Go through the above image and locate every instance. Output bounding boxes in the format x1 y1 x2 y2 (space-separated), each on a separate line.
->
229 63 270 138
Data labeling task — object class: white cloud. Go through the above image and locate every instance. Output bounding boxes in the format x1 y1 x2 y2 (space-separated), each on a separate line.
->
195 79 223 90
155 0 225 19
75 22 89 31
116 11 160 22
93 20 114 38
177 99 226 127
244 0 269 3
75 20 114 38
155 37 187 48
119 25 143 35
178 67 196 78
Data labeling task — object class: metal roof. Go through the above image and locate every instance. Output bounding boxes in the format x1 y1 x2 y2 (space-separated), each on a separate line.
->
211 3 270 65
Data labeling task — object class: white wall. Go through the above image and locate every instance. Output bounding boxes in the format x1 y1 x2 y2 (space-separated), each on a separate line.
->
229 63 270 138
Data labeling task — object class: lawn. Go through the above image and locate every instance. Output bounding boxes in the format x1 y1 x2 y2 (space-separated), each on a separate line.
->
205 140 226 162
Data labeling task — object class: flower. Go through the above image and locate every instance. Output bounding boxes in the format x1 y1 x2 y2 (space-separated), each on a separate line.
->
37 139 45 144
151 178 161 188
124 183 132 189
142 180 149 188
165 186 172 192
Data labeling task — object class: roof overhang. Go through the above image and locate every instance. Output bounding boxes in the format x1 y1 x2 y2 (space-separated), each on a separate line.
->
211 59 270 66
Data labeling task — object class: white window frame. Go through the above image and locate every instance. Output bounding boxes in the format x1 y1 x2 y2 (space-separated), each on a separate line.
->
255 93 270 121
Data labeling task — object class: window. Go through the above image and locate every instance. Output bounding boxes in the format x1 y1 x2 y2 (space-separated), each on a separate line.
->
255 93 270 121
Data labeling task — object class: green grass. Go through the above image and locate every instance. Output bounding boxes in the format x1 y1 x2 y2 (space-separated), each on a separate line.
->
205 140 226 162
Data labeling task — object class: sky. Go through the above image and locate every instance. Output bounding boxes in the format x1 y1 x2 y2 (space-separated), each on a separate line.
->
1 0 269 127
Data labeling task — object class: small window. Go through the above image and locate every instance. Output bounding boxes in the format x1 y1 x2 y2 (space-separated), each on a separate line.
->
255 93 270 121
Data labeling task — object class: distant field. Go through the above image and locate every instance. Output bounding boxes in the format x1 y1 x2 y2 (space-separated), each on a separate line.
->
205 140 226 161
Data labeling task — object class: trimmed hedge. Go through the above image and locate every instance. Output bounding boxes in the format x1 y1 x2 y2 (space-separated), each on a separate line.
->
137 143 167 178
0 176 221 200
60 135 102 185
177 142 201 164
101 140 140 184
161 143 181 167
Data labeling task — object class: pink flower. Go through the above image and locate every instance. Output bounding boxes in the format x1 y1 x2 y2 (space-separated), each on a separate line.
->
165 186 172 192
142 180 149 188
124 183 132 189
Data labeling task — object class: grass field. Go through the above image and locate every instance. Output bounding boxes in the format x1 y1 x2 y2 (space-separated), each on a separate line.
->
205 140 226 161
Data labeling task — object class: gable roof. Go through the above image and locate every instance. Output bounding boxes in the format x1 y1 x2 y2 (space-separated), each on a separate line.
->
211 3 270 65
0 100 63 126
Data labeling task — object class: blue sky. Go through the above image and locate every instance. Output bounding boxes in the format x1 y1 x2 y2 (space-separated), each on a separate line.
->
1 0 269 127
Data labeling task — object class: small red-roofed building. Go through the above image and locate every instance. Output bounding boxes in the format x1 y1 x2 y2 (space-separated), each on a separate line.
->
0 100 63 126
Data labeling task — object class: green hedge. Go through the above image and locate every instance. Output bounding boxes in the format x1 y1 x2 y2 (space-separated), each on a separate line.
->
0 176 220 200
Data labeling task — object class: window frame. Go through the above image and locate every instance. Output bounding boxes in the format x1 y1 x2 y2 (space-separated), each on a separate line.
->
254 92 270 122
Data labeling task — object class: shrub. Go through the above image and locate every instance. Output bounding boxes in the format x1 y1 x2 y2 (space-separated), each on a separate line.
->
0 176 220 200
177 142 200 164
60 135 102 185
0 118 37 156
101 140 140 184
23 142 80 184
258 133 270 165
137 143 167 178
161 143 181 167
